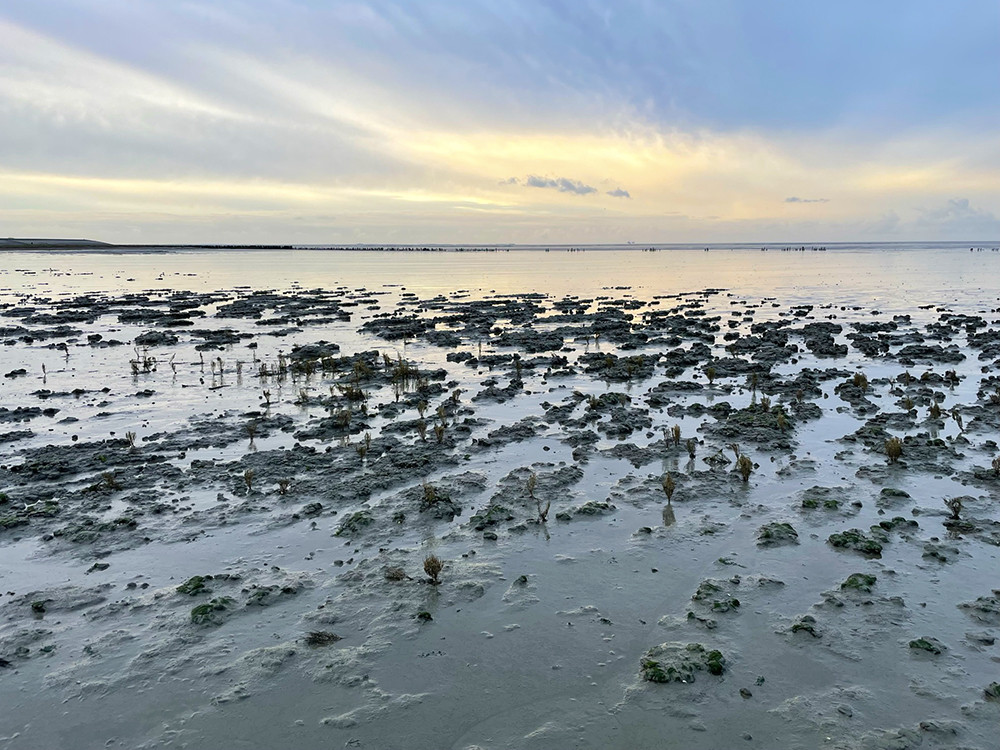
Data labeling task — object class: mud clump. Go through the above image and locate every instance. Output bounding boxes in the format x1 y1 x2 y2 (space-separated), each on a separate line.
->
757 522 799 547
827 528 884 557
640 642 726 683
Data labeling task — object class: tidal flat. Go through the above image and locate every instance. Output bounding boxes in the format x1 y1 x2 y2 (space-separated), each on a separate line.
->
1 245 999 749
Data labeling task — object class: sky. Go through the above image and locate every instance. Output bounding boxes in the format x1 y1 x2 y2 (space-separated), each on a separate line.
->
1 0 999 245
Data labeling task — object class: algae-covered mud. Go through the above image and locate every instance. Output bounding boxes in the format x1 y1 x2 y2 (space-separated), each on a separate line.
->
1 246 999 749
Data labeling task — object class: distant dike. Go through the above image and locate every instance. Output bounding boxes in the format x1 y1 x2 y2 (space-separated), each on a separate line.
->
0 239 294 250
0 238 113 248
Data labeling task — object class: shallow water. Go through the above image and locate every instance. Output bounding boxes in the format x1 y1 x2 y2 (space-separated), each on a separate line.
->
1 245 999 750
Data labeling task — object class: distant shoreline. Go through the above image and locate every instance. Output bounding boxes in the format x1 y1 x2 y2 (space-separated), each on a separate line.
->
1 241 998 255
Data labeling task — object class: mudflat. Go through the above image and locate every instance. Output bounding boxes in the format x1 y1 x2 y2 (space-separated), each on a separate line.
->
1 246 999 749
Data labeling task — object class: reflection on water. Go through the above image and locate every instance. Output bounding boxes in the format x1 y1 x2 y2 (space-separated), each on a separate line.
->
661 502 676 527
2 244 998 320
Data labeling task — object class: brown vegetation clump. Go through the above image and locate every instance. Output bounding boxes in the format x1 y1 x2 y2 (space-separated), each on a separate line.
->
661 473 676 503
423 554 443 584
736 455 753 483
885 436 903 464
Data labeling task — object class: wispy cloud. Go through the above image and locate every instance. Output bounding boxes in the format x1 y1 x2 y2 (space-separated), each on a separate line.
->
523 176 597 195
785 196 829 203
607 188 631 198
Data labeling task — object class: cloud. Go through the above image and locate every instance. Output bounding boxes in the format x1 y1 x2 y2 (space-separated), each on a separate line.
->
785 196 829 203
523 176 597 195
914 198 1000 237
607 188 631 198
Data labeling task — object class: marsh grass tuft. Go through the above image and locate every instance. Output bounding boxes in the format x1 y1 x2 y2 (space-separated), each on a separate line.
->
422 482 438 506
885 436 903 464
384 566 410 582
423 554 443 584
277 479 292 495
853 372 869 392
736 455 753 483
993 456 1000 477
125 431 137 449
304 630 342 647
944 497 962 520
245 421 258 443
243 468 255 493
661 473 676 503
704 365 716 386
686 438 697 459
671 424 681 446
929 402 942 420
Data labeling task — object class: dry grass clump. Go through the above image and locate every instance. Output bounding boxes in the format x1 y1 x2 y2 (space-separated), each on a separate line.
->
384 566 410 582
304 631 342 647
661 473 676 503
423 554 443 584
885 436 903 464
736 455 753 483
